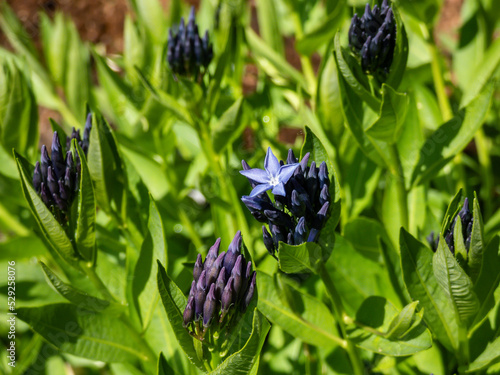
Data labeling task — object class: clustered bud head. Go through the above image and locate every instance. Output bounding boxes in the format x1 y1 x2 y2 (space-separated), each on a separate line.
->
183 231 256 340
348 0 396 78
427 197 474 256
240 149 331 258
167 7 213 79
32 114 92 223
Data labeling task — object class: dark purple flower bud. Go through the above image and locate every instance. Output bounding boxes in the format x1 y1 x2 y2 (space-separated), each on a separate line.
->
183 296 195 327
287 232 293 244
231 255 244 295
263 226 275 256
51 132 65 179
308 228 319 243
221 277 234 314
294 217 308 245
299 152 310 174
319 184 330 206
207 251 225 286
287 149 297 165
224 231 242 277
215 267 226 299
47 166 59 196
270 224 286 249
41 145 51 180
245 261 252 280
193 254 203 282
64 167 74 193
203 284 217 328
315 201 330 229
264 209 294 230
188 280 196 299
33 161 42 193
318 162 329 189
241 271 256 312
204 238 221 272
427 231 439 252
194 272 207 320
40 182 52 206
349 1 396 77
52 192 66 211
58 180 68 201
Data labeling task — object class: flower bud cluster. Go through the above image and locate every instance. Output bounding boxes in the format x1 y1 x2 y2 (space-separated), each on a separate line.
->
183 231 256 340
32 114 92 220
349 0 396 76
427 198 474 255
241 149 331 258
167 7 213 78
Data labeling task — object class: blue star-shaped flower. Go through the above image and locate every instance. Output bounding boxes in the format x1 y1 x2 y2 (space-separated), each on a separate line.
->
240 147 299 197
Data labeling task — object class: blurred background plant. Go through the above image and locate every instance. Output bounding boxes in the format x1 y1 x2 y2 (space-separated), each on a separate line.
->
0 0 500 374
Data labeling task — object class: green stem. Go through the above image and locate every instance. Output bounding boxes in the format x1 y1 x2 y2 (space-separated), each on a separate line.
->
389 145 409 230
194 339 212 372
319 264 365 375
428 38 453 122
457 324 470 374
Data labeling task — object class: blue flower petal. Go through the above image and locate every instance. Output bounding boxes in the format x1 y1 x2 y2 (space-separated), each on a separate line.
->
239 168 270 184
271 183 286 196
264 147 280 176
277 163 299 185
249 183 272 197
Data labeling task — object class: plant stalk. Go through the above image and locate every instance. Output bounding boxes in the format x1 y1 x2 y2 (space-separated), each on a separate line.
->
388 144 409 230
319 264 365 375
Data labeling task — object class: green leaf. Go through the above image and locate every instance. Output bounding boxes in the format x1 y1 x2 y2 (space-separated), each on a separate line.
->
133 196 168 330
14 151 79 269
410 81 494 187
40 262 110 312
211 98 246 154
74 141 96 264
365 84 409 144
400 228 459 352
347 298 431 356
334 33 381 111
157 261 206 371
0 61 38 159
134 66 194 126
277 241 323 274
128 0 167 44
87 113 126 216
295 2 345 56
470 236 500 331
255 0 284 56
385 301 420 339
326 233 400 315
467 194 485 282
467 335 500 372
301 126 341 234
316 49 344 144
210 309 270 375
433 233 479 323
385 7 409 90
17 304 151 363
461 36 500 107
257 271 342 348
245 28 307 90
394 0 442 25
158 352 177 375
